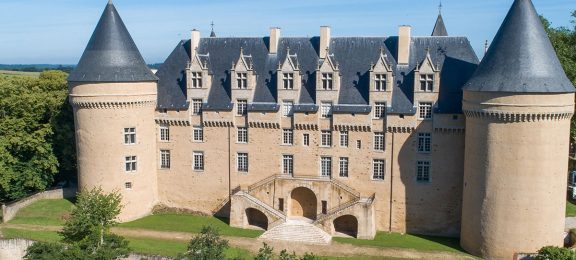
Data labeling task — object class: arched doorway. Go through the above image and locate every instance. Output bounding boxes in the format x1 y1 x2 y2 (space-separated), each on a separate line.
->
246 208 268 230
290 187 317 220
333 215 358 238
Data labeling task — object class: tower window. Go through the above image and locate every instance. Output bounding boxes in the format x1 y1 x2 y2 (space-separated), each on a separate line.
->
420 74 434 92
125 156 137 172
237 153 248 172
193 152 204 171
375 74 387 91
191 72 202 88
418 133 431 153
320 156 332 177
160 150 171 169
237 127 248 143
374 102 386 119
283 129 294 145
283 155 294 175
193 126 204 142
283 73 294 90
418 102 433 120
373 159 385 180
321 131 332 147
237 73 248 89
159 124 170 142
303 133 310 146
124 128 136 145
339 157 349 177
125 182 133 190
321 73 334 90
356 140 362 149
282 101 294 117
374 132 385 151
417 161 431 182
340 131 349 147
237 100 248 116
320 102 332 118
322 200 328 214
192 99 203 115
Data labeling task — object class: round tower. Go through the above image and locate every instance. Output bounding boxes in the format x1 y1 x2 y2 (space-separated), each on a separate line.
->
68 1 159 221
460 0 575 259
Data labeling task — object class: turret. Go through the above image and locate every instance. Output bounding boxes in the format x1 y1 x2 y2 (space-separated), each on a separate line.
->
68 1 159 221
460 0 575 258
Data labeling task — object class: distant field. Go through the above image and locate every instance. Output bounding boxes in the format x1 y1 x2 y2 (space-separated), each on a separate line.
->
0 70 41 77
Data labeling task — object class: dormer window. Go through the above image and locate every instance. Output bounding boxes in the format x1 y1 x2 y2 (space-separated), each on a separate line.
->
420 74 434 92
237 73 248 89
191 72 202 88
322 73 333 90
283 73 294 90
282 101 294 117
375 74 387 91
237 99 248 116
321 102 332 118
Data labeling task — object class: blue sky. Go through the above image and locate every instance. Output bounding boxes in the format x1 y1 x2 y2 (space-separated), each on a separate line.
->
0 0 574 64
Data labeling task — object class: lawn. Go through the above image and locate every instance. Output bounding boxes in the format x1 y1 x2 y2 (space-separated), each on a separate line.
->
9 199 74 226
119 213 263 238
567 200 576 217
0 70 40 78
333 232 465 254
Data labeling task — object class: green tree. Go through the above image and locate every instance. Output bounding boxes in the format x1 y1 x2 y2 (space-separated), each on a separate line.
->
179 226 229 260
535 246 576 260
0 70 76 202
254 243 274 260
25 188 129 260
279 249 298 260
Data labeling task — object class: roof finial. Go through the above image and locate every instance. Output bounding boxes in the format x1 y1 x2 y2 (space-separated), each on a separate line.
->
484 40 489 55
210 21 216 38
438 1 442 15
108 0 113 5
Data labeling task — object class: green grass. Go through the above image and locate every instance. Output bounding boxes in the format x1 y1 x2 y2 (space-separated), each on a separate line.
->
0 70 40 78
1 228 63 242
119 213 263 238
333 232 465 254
567 200 576 217
10 199 74 226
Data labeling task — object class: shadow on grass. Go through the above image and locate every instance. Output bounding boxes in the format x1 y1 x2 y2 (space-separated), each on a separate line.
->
412 234 466 253
214 216 231 225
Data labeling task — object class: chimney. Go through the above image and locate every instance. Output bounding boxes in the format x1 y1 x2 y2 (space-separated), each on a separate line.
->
269 27 281 54
398 25 411 65
191 29 200 57
319 26 331 59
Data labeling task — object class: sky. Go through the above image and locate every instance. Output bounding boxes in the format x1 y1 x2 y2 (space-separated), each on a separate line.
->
0 0 574 64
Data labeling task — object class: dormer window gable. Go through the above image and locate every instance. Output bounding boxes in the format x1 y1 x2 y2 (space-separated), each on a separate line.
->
370 48 394 92
187 53 210 89
232 48 256 90
414 49 440 93
277 48 301 91
317 53 340 91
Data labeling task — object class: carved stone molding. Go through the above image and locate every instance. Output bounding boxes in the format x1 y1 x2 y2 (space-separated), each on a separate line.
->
294 124 319 131
155 118 191 126
248 122 280 129
434 128 465 135
70 99 156 109
386 126 415 133
334 125 371 132
203 121 234 127
463 109 573 122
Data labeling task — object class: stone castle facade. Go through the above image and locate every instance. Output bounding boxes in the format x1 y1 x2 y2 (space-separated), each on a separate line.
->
68 0 575 259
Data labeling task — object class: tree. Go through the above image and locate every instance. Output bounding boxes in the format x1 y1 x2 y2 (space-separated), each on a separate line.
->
25 188 129 260
179 226 229 260
0 70 76 202
535 246 576 260
254 243 274 260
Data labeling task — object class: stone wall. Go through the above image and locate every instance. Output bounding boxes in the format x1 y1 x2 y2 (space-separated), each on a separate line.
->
0 239 35 260
2 187 76 223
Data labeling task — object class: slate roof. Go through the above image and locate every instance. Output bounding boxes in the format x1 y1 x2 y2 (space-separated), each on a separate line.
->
464 0 575 93
432 14 448 36
68 1 157 83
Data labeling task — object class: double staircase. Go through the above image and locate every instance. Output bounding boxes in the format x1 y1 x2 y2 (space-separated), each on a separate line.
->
259 218 332 245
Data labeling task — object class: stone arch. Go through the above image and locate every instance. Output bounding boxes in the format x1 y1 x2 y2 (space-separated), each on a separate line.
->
333 215 358 238
246 208 268 230
290 187 317 220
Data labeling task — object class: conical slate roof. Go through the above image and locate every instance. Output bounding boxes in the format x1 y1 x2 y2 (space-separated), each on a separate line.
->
463 0 574 93
431 14 448 36
68 1 157 82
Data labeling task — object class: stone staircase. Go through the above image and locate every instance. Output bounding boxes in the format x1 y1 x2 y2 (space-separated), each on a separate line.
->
259 218 332 245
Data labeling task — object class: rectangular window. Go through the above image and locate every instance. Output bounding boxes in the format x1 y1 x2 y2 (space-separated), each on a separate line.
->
374 132 384 151
192 99 203 115
303 134 310 146
419 102 433 119
125 182 132 190
321 102 332 118
237 153 248 172
356 140 362 149
193 152 204 171
417 161 431 182
237 99 248 116
282 129 294 145
283 155 294 175
237 127 248 143
159 124 170 141
321 156 332 177
373 159 385 180
340 131 348 147
420 74 434 92
125 156 137 172
237 73 248 89
321 73 334 90
374 102 386 119
160 150 170 169
283 73 294 90
278 198 285 212
191 72 202 88
282 101 294 117
339 157 349 177
193 127 203 142
375 74 387 91
418 133 432 153
124 128 136 145
321 130 332 147
322 200 328 214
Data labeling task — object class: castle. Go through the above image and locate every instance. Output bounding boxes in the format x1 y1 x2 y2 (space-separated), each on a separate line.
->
68 0 575 259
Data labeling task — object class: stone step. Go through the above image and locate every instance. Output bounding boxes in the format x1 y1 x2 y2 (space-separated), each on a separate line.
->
259 219 332 245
